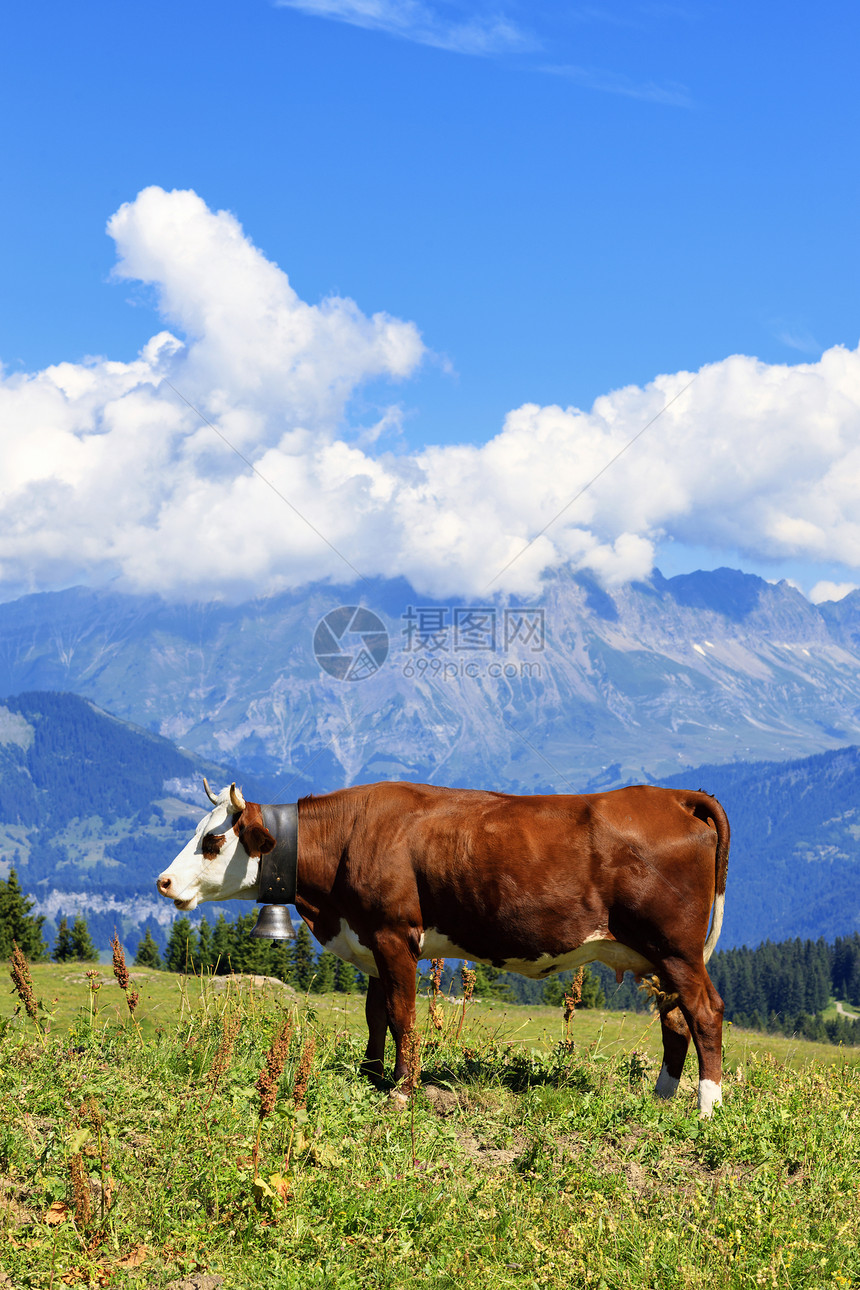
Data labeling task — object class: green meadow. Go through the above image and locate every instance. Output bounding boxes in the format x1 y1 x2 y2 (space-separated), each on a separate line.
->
2 963 859 1289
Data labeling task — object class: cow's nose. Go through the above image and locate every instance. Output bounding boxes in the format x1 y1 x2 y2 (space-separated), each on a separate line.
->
156 875 172 896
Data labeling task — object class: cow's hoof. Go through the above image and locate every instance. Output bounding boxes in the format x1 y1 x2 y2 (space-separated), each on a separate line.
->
654 1064 680 1100
697 1080 722 1117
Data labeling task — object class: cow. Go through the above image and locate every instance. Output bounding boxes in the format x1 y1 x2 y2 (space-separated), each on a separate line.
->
157 779 730 1115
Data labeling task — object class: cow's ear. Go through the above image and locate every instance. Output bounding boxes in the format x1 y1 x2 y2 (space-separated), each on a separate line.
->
240 823 276 858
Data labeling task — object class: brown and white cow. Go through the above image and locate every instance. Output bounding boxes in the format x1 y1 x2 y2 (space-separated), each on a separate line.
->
157 780 729 1115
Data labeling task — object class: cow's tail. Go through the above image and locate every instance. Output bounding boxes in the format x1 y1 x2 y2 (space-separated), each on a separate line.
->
693 793 730 964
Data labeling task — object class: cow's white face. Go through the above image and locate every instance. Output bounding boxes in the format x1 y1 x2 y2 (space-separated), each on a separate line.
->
156 786 263 910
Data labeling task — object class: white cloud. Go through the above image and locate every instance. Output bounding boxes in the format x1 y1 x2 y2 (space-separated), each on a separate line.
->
274 0 535 56
809 581 859 605
4 186 860 602
541 63 691 106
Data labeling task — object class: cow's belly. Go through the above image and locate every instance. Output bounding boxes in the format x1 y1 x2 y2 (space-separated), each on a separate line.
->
323 921 656 983
322 920 379 976
421 928 654 981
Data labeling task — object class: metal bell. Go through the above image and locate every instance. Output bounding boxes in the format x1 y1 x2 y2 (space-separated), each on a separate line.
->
249 904 296 940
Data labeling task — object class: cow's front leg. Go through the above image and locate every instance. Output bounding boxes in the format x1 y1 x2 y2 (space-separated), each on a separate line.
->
372 930 419 1095
655 1003 690 1100
360 975 388 1086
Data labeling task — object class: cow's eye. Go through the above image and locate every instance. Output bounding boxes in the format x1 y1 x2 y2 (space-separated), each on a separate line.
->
201 832 225 859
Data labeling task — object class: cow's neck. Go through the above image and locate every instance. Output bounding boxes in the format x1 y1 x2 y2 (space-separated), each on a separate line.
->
293 792 357 917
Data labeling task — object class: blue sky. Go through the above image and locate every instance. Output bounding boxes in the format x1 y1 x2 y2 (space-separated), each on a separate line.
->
2 1 860 602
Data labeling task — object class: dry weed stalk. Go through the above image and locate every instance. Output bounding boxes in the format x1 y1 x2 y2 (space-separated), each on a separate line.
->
84 968 102 1031
256 1019 294 1118
429 958 445 1032
9 943 39 1026
79 1098 112 1222
69 1153 92 1228
403 1029 422 1095
204 1012 241 1113
253 1016 294 1173
110 934 130 991
403 1029 423 1165
456 962 477 1040
292 1036 316 1109
109 933 142 1033
563 968 583 1039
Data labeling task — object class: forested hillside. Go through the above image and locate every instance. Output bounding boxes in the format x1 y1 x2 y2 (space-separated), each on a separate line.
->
0 692 245 950
663 745 860 944
2 689 860 953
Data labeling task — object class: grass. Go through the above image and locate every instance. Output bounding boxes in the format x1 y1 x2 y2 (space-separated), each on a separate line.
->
2 965 860 1289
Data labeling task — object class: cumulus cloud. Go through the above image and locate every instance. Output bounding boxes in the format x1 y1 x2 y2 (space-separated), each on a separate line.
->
3 185 860 603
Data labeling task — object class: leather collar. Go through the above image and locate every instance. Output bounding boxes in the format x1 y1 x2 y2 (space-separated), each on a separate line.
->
258 803 298 904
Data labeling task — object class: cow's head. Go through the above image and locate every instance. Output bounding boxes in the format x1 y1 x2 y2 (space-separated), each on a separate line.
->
156 780 275 910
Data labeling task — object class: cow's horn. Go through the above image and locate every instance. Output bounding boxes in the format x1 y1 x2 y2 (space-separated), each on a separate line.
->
229 782 246 813
203 777 218 805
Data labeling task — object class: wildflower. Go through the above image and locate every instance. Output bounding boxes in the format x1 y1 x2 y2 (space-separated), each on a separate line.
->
292 1036 316 1109
9 943 38 1022
85 970 102 995
126 989 139 1017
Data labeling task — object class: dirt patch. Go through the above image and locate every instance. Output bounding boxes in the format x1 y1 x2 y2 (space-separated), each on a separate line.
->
1 1177 35 1228
453 1124 527 1170
62 971 153 985
423 1086 463 1117
209 974 296 994
159 1277 224 1290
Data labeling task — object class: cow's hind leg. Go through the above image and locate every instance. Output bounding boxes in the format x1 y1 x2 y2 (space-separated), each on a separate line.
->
660 956 724 1116
360 975 388 1085
655 1004 690 1100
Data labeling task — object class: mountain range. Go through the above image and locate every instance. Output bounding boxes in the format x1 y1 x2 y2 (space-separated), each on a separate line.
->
1 564 860 951
2 566 860 796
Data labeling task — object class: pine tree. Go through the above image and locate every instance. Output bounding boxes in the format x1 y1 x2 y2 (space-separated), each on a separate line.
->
69 915 99 962
134 928 163 969
196 916 214 973
311 950 337 994
226 912 258 973
289 923 316 991
334 957 357 994
268 938 293 985
543 966 605 1009
580 966 605 1008
472 963 513 1001
211 913 234 974
164 916 198 973
0 869 48 961
52 916 75 963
